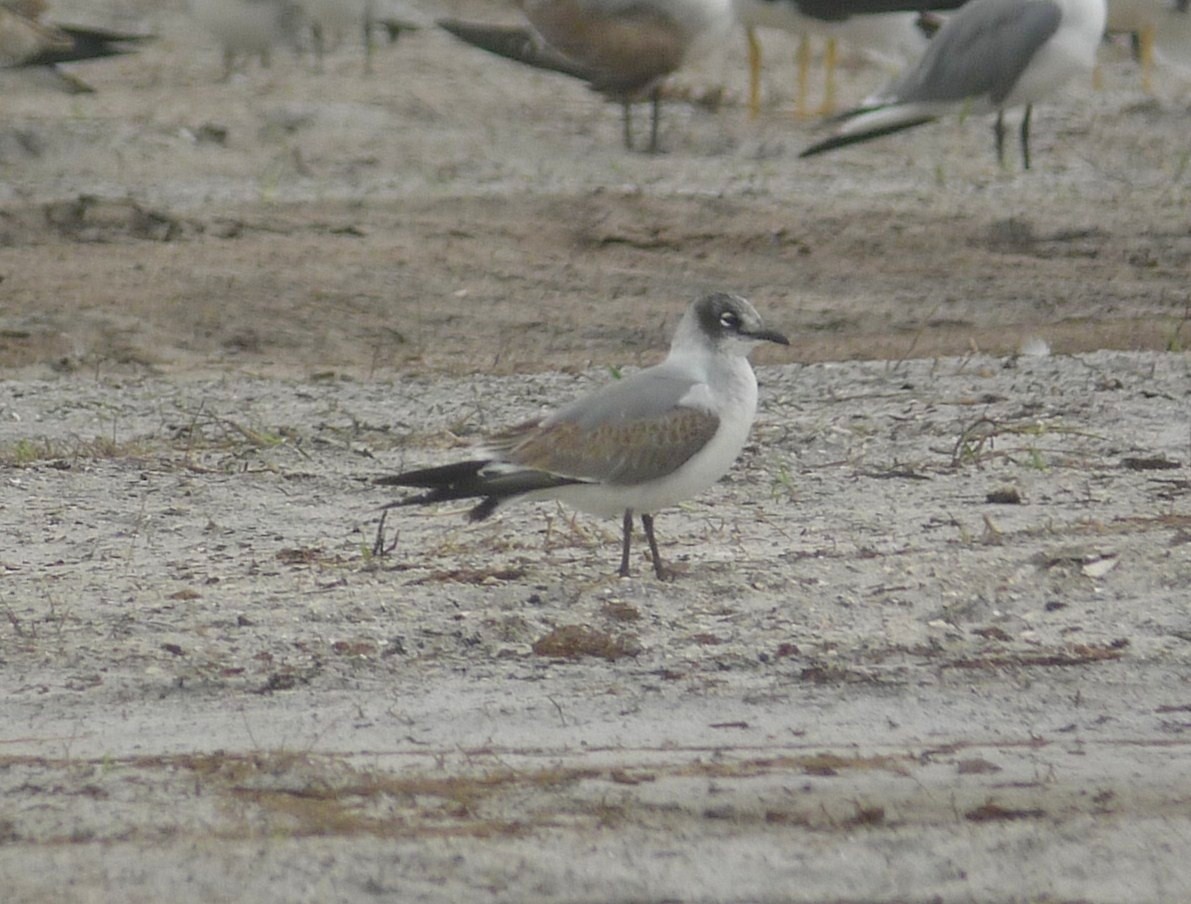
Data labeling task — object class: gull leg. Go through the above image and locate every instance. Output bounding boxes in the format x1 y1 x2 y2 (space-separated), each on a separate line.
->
993 111 1007 167
647 87 661 153
816 37 838 116
363 1 374 75
618 509 634 576
746 27 762 119
1140 26 1154 94
641 513 668 580
312 22 326 73
622 101 633 151
1019 104 1032 171
795 34 811 118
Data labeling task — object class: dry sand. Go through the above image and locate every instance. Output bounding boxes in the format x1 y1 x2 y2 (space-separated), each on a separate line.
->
1 1 1190 902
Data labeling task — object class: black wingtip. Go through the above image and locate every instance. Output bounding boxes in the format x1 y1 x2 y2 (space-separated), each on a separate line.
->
380 487 499 521
375 460 489 489
377 459 523 515
794 0 966 17
378 457 589 521
799 115 936 159
436 17 594 82
469 497 501 521
436 18 536 60
20 25 155 67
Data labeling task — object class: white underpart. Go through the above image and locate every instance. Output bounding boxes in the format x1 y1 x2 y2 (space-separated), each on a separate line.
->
1106 0 1191 79
1001 0 1105 109
668 0 739 67
731 0 927 69
188 0 296 57
820 14 929 69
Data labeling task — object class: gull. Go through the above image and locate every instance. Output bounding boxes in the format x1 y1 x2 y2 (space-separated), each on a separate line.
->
799 0 1108 168
188 0 303 79
0 1 152 92
733 0 960 118
1146 2 1191 82
1103 0 1191 92
378 293 789 580
1106 0 1159 89
438 0 737 152
296 0 369 70
296 0 423 73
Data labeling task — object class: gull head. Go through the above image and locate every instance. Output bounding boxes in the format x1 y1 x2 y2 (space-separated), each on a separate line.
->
676 292 789 358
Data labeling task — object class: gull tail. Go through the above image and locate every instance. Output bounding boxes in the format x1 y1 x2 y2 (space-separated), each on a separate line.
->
377 461 583 522
800 105 936 159
436 18 595 83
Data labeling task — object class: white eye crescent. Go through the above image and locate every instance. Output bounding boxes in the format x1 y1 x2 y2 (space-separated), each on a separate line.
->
719 311 740 330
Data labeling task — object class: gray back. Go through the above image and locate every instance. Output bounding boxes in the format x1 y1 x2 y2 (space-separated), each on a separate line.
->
546 362 702 430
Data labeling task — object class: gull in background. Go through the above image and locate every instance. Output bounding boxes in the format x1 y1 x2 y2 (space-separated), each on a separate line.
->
188 0 303 79
732 0 963 118
439 0 737 152
296 0 423 74
1144 0 1191 82
1106 0 1160 89
1103 0 1191 92
378 293 789 580
298 0 370 70
799 0 1108 168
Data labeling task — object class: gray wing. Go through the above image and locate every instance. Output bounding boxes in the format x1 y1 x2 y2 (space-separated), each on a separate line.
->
549 363 705 429
484 366 720 485
885 0 1061 105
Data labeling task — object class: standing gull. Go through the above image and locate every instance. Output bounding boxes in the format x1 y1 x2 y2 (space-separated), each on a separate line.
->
732 0 960 118
438 0 736 152
378 293 789 579
188 0 303 79
799 0 1107 168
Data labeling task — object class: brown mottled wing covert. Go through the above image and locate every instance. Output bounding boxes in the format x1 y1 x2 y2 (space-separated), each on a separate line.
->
489 407 720 485
523 0 687 97
0 7 69 66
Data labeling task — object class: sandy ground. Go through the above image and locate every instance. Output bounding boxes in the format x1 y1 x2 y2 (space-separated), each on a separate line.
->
1 1 1190 901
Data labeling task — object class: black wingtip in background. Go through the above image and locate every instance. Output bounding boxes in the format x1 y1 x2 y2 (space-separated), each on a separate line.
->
436 18 595 82
799 115 936 159
24 25 153 67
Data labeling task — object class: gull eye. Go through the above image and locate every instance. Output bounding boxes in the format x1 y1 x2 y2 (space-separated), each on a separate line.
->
719 310 740 331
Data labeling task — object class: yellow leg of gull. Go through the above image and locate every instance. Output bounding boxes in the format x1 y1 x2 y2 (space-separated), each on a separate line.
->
794 34 810 118
747 27 762 119
815 37 838 116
